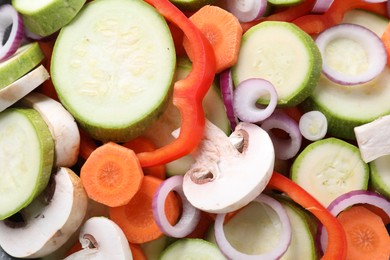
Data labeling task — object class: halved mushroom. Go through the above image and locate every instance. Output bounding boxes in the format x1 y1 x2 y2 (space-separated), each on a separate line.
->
64 217 133 260
183 120 275 213
0 167 88 258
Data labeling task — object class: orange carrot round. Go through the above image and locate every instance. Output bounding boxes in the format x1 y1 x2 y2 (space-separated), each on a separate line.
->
109 176 180 244
80 142 144 207
129 243 147 260
381 22 390 66
183 5 242 73
337 205 390 260
123 136 166 180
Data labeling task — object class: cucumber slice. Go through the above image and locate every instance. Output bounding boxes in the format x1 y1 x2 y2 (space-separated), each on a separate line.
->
267 0 302 6
143 57 230 176
0 107 54 220
301 10 390 140
0 42 44 90
291 137 369 207
206 197 316 259
232 21 322 107
160 238 226 260
12 0 86 37
51 0 176 142
369 155 390 199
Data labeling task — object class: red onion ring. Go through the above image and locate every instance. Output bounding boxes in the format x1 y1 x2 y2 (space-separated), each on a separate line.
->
363 0 387 2
226 0 268 23
312 0 334 13
233 78 278 123
220 69 239 130
318 190 390 253
214 193 292 259
152 175 201 238
260 110 302 160
315 23 387 85
0 4 24 61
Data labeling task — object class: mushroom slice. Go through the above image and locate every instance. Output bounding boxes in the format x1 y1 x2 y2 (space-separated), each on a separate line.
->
183 120 275 213
0 167 88 258
64 217 133 260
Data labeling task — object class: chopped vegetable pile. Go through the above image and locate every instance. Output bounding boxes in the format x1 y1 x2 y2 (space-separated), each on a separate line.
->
1 0 390 259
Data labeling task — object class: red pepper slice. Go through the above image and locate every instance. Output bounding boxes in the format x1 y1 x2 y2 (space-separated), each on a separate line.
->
137 0 216 167
292 0 387 34
267 172 347 260
241 0 317 33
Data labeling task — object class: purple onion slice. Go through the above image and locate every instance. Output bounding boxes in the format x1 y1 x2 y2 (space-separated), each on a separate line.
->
220 69 239 130
226 0 268 23
214 193 292 260
311 0 334 13
233 78 278 123
152 175 201 238
0 4 24 61
318 189 390 253
261 110 302 160
315 23 387 85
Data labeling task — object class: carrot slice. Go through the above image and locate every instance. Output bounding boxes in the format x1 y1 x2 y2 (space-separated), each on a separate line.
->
129 243 147 260
183 5 242 73
109 176 180 244
80 142 144 207
337 205 390 260
381 22 390 66
123 136 166 179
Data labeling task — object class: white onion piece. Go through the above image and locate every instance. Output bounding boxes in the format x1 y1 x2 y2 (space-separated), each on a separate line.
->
299 110 328 141
319 190 390 252
0 4 24 61
226 0 267 23
261 110 302 160
312 0 334 13
233 78 278 123
363 0 387 2
214 194 292 260
152 175 201 238
315 23 387 85
24 27 44 40
220 69 239 130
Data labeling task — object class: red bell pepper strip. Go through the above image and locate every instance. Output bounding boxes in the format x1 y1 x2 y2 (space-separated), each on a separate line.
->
241 0 317 33
292 0 387 34
137 0 216 167
267 172 347 260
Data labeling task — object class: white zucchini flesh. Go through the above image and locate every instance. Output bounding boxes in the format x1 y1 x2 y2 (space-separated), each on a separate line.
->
291 138 369 207
0 65 49 112
18 92 80 167
0 107 54 220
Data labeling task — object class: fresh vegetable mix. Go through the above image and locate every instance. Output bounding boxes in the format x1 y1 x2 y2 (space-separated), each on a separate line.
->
0 0 390 259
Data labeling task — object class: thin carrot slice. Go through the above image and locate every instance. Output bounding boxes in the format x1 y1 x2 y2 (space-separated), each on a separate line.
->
129 243 147 260
337 205 390 260
80 142 144 207
123 136 166 179
183 5 242 73
109 176 180 244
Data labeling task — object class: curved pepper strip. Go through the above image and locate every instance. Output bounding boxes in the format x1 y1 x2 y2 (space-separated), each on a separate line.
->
267 172 347 260
136 0 216 167
292 0 387 35
240 0 317 33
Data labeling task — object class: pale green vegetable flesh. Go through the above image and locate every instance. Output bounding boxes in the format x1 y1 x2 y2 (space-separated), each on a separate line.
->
51 0 176 142
12 0 86 37
206 198 316 259
232 21 322 106
301 10 390 140
0 108 54 220
160 238 226 260
369 156 390 199
0 43 44 90
291 138 369 207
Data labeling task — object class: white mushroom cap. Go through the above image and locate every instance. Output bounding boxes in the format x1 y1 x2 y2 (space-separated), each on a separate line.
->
64 217 133 260
183 121 275 213
0 167 88 258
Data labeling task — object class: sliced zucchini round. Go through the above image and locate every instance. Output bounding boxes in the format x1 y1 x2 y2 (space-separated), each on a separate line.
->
0 107 54 220
51 0 176 142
